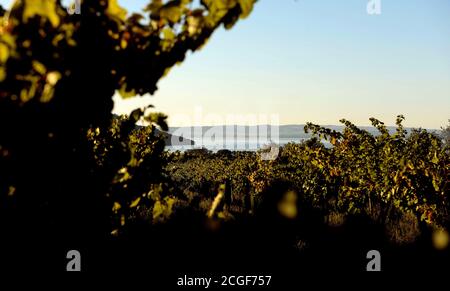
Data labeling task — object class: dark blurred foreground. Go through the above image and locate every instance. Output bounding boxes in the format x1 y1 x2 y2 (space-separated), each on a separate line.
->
3 182 449 287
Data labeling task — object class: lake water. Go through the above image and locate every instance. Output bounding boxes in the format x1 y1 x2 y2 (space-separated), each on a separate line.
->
166 137 317 152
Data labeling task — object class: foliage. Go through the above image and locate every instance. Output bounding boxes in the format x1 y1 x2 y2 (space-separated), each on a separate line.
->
0 0 257 236
1 0 447 251
166 116 450 234
302 116 449 224
87 109 173 233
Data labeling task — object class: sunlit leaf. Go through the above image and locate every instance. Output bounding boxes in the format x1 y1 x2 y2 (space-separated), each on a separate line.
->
118 83 137 99
106 0 128 22
161 27 176 50
187 15 203 36
0 42 9 63
144 112 168 131
431 152 439 164
130 197 141 208
32 61 46 75
23 0 60 28
203 0 236 25
41 71 61 102
145 0 163 13
112 202 121 213
162 27 175 40
159 4 184 24
237 0 255 18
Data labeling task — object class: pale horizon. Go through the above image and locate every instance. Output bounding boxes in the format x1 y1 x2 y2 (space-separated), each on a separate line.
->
111 0 450 129
2 0 448 129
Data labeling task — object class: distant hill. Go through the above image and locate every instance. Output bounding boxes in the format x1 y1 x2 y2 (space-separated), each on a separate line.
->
112 113 439 146
168 124 439 140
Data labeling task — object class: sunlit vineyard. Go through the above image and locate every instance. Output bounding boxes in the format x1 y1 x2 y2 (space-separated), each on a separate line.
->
158 117 450 244
88 113 450 272
92 111 450 248
1 0 449 276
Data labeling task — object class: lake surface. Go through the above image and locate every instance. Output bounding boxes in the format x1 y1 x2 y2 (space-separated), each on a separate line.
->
166 137 326 152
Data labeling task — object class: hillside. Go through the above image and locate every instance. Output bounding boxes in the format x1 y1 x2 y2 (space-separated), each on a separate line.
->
168 124 440 140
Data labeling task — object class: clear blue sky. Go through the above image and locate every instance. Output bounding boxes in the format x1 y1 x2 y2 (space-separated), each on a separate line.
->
2 0 449 128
